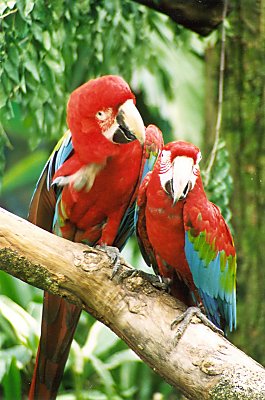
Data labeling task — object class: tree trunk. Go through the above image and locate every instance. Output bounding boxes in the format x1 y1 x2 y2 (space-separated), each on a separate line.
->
0 207 264 400
204 0 265 365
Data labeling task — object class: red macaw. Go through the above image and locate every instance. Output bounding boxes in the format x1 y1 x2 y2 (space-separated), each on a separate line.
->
28 75 162 399
137 140 237 333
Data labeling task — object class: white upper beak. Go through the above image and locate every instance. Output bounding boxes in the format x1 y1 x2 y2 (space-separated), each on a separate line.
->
172 156 194 204
117 99 145 145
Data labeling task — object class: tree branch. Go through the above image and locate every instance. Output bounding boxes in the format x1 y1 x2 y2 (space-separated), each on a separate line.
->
132 0 229 36
0 207 264 399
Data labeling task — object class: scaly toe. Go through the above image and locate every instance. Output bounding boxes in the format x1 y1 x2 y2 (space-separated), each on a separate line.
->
95 244 121 278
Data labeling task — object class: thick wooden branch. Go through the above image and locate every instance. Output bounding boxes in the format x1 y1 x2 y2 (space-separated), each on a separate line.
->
133 0 229 36
0 207 264 399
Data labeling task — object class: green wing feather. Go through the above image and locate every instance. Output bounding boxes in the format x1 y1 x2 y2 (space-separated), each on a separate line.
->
184 203 237 331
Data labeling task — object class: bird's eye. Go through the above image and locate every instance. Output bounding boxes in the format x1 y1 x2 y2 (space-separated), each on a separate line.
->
96 110 107 121
161 150 170 160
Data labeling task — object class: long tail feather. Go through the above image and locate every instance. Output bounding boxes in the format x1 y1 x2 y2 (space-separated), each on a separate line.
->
29 292 81 400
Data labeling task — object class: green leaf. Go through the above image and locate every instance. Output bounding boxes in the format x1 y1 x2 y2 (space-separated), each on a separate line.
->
2 150 48 194
8 45 20 66
2 358 22 400
68 339 84 375
4 60 19 83
82 321 119 359
39 62 55 92
13 10 28 35
0 295 38 345
24 0 34 16
52 2 64 21
0 270 39 309
57 390 108 400
20 73 27 93
24 59 40 82
85 390 107 400
35 107 44 129
0 360 6 383
105 349 141 370
37 85 50 102
121 386 138 398
0 85 7 108
45 56 65 74
0 1 16 15
31 22 43 41
0 313 18 347
1 74 12 95
89 354 116 397
43 30 51 51
0 5 7 15
0 346 31 371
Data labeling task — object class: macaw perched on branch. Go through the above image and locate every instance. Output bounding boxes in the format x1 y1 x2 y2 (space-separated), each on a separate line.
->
28 75 162 399
137 140 237 334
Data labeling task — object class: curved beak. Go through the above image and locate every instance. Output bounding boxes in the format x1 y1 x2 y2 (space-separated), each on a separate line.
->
113 99 145 145
171 156 194 204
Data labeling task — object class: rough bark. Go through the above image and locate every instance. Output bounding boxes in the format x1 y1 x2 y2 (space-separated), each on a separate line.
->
0 207 264 400
133 0 229 36
204 0 265 365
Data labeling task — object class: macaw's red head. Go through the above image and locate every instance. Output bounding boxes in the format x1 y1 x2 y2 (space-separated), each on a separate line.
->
158 141 202 203
67 75 145 163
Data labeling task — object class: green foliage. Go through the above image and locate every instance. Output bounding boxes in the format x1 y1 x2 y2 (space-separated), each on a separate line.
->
202 140 234 227
0 0 206 220
2 358 22 400
0 1 239 398
0 293 38 399
0 289 180 399
0 0 178 148
0 0 206 188
2 150 48 194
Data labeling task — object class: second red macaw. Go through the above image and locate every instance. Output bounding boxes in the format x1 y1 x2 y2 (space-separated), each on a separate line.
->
28 75 163 399
137 140 237 333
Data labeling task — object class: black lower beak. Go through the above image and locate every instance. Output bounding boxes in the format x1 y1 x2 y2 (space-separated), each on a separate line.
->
165 179 174 198
113 125 136 144
181 181 191 199
112 109 137 144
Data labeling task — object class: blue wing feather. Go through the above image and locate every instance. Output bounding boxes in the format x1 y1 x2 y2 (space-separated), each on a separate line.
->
185 231 236 331
117 126 163 250
28 131 74 235
48 131 73 188
134 153 161 227
116 153 160 249
113 200 136 250
140 152 158 185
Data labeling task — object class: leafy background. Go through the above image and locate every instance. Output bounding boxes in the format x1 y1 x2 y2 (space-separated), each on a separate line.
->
0 0 264 399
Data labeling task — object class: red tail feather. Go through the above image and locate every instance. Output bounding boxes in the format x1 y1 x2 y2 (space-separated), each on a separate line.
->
29 293 81 399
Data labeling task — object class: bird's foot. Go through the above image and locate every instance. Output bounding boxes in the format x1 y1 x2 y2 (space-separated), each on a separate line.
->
148 275 170 291
95 244 121 278
113 266 136 282
115 269 170 291
171 306 224 345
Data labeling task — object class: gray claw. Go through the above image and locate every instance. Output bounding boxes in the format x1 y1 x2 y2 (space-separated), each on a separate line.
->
115 268 138 283
95 244 121 278
114 269 170 290
171 306 224 346
120 270 170 290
